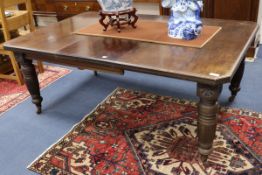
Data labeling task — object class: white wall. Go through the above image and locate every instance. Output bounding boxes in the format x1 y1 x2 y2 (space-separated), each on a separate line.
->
133 2 160 15
259 0 262 43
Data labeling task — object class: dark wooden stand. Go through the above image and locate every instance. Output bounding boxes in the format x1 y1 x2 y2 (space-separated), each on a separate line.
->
99 8 138 32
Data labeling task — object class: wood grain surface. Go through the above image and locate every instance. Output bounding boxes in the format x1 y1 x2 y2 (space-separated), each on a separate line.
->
4 13 258 85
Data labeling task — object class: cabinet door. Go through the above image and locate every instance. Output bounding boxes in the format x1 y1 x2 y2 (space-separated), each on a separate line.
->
161 0 259 22
203 0 259 21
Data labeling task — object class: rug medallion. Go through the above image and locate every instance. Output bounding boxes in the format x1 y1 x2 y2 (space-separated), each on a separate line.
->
28 88 262 175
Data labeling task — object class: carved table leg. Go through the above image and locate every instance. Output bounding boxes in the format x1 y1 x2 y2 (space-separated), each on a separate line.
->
229 59 245 102
197 83 222 161
16 53 43 114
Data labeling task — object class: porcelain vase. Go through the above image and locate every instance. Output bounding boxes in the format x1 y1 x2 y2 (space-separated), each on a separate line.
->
97 0 133 12
162 0 203 40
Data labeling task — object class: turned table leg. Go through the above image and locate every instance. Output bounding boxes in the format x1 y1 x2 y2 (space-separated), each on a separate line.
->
197 83 222 161
229 59 245 102
16 53 43 114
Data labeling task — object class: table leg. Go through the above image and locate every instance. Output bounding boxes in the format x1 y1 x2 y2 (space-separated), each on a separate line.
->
16 53 43 114
197 83 222 161
229 59 245 102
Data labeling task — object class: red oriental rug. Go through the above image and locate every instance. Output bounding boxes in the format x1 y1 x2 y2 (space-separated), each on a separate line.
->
28 88 262 175
0 65 71 116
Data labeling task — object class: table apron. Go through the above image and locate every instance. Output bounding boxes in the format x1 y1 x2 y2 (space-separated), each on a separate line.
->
16 51 230 86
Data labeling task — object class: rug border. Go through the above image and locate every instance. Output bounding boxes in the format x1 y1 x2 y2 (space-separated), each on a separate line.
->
27 87 120 173
27 87 262 174
0 66 72 117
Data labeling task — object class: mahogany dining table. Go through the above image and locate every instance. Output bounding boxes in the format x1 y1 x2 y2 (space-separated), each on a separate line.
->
3 12 258 160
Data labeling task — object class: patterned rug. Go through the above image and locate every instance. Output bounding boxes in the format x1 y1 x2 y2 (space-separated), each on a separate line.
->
0 65 71 116
28 88 262 175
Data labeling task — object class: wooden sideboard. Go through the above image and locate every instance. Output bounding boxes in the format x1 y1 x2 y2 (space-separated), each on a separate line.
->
160 0 259 22
202 0 259 22
29 0 259 22
29 0 160 23
29 0 100 22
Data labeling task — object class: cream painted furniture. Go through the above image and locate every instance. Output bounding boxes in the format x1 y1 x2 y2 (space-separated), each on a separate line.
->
0 0 44 85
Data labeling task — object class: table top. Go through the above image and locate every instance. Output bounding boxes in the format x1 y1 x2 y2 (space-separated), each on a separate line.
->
4 12 258 85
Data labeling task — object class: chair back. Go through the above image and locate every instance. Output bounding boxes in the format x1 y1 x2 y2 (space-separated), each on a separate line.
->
0 0 34 41
2 0 27 8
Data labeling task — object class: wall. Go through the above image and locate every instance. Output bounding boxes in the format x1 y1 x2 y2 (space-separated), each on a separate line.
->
259 0 262 43
133 2 160 15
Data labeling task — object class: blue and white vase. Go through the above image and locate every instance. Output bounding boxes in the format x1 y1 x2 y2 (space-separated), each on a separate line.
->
162 0 203 40
97 0 133 12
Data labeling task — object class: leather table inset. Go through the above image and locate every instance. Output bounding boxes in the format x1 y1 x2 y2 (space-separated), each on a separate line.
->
75 20 221 48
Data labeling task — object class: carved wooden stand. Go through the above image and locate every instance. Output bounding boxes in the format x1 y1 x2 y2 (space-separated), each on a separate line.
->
99 8 138 33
